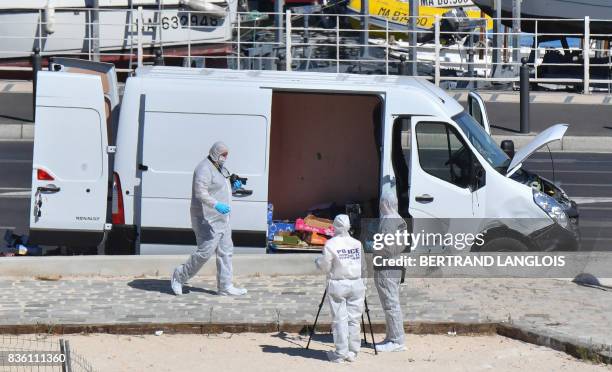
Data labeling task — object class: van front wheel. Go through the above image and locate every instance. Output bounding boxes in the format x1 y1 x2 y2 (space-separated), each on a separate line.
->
477 237 530 252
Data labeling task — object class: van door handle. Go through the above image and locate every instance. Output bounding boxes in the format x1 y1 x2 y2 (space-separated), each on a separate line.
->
138 163 149 171
37 185 60 193
415 194 434 203
232 189 253 197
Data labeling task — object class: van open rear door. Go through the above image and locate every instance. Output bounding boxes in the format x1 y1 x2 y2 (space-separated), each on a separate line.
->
29 65 114 248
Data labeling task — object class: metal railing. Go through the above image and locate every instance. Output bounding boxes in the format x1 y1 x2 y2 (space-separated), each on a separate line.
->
0 334 97 371
0 7 611 93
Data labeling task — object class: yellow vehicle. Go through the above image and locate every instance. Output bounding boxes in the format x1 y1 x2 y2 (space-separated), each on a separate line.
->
346 0 492 36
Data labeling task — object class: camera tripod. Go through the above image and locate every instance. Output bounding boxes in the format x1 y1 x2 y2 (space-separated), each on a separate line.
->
306 287 378 355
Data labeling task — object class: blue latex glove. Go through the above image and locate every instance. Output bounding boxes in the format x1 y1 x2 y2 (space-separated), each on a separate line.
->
232 180 242 191
214 202 231 214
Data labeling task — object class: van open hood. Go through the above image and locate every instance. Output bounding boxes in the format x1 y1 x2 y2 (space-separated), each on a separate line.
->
506 124 569 176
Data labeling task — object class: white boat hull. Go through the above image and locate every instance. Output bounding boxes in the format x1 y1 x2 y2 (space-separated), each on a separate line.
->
0 6 236 59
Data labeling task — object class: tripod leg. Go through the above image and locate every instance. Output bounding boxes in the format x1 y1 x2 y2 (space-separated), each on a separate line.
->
306 288 327 350
364 298 378 355
361 315 367 346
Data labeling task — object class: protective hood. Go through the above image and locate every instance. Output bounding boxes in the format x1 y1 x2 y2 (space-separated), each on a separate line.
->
506 124 568 176
209 141 229 164
333 214 351 237
380 189 402 219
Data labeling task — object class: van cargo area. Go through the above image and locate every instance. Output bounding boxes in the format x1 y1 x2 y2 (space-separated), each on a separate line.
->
268 92 382 221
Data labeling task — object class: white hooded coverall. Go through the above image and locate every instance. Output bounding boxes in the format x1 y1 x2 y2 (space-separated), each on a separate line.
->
315 215 366 359
373 190 407 345
175 142 234 291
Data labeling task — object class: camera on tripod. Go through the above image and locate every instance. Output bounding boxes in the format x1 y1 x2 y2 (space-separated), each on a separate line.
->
229 174 253 196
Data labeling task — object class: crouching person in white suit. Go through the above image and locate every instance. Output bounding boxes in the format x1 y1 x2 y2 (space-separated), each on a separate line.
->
315 214 367 363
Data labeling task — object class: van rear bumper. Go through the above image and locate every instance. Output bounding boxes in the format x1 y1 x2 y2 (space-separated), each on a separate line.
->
29 229 104 247
107 224 138 255
139 227 267 248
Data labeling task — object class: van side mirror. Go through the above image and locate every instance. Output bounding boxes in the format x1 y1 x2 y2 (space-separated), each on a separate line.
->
471 163 486 191
501 140 515 158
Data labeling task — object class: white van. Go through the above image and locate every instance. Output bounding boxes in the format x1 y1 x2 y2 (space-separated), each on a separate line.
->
29 59 580 254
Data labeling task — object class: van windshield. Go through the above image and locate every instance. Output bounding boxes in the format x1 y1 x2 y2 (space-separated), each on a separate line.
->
453 111 511 173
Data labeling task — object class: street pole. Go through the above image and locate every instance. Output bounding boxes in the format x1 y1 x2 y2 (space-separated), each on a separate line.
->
275 0 284 48
408 0 418 76
360 0 370 57
31 48 41 123
512 0 521 74
91 0 100 62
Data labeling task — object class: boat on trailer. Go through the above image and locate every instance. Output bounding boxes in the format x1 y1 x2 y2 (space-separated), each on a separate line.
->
0 0 238 63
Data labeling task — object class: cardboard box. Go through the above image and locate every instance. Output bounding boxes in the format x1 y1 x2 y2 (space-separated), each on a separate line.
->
295 216 334 237
304 232 328 246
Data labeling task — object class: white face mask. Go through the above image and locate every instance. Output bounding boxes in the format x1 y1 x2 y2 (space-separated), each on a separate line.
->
217 155 227 165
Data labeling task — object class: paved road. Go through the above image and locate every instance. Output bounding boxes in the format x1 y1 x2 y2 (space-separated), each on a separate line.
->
481 102 612 137
0 141 610 249
0 275 610 361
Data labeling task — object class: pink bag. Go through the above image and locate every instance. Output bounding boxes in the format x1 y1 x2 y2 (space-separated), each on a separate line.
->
295 218 334 237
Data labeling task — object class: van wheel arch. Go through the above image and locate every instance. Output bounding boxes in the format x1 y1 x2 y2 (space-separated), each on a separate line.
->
473 227 536 252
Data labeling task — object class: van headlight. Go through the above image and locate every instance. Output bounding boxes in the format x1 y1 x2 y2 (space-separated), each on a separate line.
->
533 189 569 229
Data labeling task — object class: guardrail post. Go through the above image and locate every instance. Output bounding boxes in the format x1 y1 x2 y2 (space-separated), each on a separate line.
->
154 49 164 66
336 15 340 73
285 9 292 71
409 0 418 76
512 0 521 74
31 48 41 122
187 10 192 68
60 339 72 372
492 0 502 70
434 15 440 86
520 57 530 134
583 16 590 94
91 1 100 62
385 19 389 75
236 12 241 70
137 6 143 68
534 19 538 80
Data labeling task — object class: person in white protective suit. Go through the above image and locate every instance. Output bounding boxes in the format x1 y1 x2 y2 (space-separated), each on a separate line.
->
373 190 407 352
315 214 366 363
171 141 247 296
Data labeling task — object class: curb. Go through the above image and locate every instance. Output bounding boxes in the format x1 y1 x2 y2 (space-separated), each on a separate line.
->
0 123 34 140
0 254 322 278
0 321 608 364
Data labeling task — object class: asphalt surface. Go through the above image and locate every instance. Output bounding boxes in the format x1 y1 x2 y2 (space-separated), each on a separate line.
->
0 141 610 250
457 100 612 137
0 93 33 123
2 92 612 136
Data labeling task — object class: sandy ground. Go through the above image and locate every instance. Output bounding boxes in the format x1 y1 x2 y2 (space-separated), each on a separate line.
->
22 332 611 372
